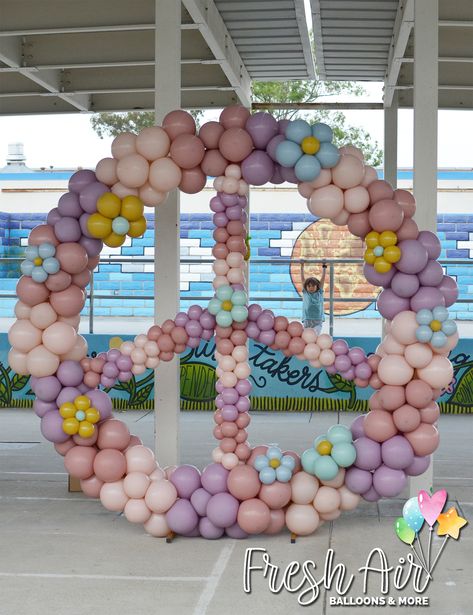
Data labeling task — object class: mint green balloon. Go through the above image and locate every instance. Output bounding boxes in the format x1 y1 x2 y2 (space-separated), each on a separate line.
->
301 448 319 474
313 434 327 449
231 290 247 306
207 298 221 315
216 285 233 301
331 442 356 468
327 424 353 444
314 455 339 481
231 305 248 322
216 311 232 327
111 216 130 234
395 517 415 545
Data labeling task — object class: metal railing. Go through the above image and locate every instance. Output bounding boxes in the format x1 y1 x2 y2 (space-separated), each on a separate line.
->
0 257 471 337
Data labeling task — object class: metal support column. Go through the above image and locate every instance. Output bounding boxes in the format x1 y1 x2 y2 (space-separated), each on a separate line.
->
154 0 181 466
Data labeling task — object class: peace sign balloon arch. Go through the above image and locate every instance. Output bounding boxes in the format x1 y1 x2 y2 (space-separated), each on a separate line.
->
8 106 458 540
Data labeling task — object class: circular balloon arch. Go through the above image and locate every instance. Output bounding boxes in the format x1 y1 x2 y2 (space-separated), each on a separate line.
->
8 106 458 540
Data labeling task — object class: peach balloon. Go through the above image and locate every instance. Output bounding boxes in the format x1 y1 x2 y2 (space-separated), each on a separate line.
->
124 498 152 524
338 485 361 511
417 356 453 389
344 186 370 213
144 513 171 537
432 330 459 355
111 132 136 159
14 301 32 320
405 343 433 369
139 183 167 207
8 319 43 353
123 472 151 499
221 452 239 470
363 410 398 442
144 479 178 514
319 349 336 366
304 343 320 361
382 334 405 355
149 157 182 192
42 321 77 355
125 445 157 474
302 328 317 343
419 401 440 424
227 465 261 500
290 471 319 504
331 208 350 225
7 348 29 375
100 480 129 512
26 345 59 377
320 468 345 489
313 486 341 514
285 503 320 536
377 355 414 386
390 311 418 345
361 165 378 187
339 145 364 160
392 404 421 433
136 126 171 160
405 423 439 456
308 184 344 218
331 154 364 189
112 182 138 199
95 157 118 185
259 482 292 509
264 509 286 535
61 334 88 361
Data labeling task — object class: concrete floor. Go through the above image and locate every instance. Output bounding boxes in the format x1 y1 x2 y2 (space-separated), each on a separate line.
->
0 409 471 615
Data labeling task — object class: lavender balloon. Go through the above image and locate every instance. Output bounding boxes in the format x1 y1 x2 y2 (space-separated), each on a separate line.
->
345 467 373 494
354 437 382 471
170 465 202 499
377 289 410 320
41 410 70 443
245 112 278 149
58 192 83 218
46 208 62 226
33 375 62 402
417 230 441 259
56 386 82 407
79 181 109 214
417 260 444 287
56 360 84 387
201 463 229 495
69 169 96 194
225 522 249 539
381 436 414 470
241 151 274 186
166 499 199 535
199 517 224 539
351 414 366 439
206 492 239 528
33 399 57 418
363 263 395 288
372 465 407 497
362 486 381 502
438 275 459 307
54 217 82 243
410 287 445 312
405 455 431 476
391 272 419 298
395 240 429 274
190 487 213 516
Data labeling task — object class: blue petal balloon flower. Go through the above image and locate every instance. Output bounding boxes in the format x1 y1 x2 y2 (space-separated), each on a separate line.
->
275 120 340 182
20 242 60 283
253 446 296 485
402 496 425 533
301 424 357 481
207 285 248 327
415 306 457 348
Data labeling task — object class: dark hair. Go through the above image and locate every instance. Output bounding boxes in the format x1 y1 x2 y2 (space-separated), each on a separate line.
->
303 277 320 291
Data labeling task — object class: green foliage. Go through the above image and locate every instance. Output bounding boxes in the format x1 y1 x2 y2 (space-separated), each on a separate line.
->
0 362 31 407
90 110 204 139
252 80 382 166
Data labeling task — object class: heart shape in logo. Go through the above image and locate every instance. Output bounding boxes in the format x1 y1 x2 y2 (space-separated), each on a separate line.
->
418 489 447 527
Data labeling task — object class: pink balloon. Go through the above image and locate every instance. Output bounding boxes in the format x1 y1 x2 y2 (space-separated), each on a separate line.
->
419 401 440 424
97 419 131 450
93 449 127 482
368 180 394 203
199 121 225 148
179 167 207 194
364 410 398 443
347 211 372 238
393 189 416 218
227 465 261 500
218 128 253 163
237 498 271 534
392 404 421 433
56 243 88 275
396 217 419 241
64 446 97 480
264 508 286 535
406 379 434 409
219 105 250 129
162 110 196 139
170 134 205 169
368 199 404 232
405 423 439 457
378 385 406 411
29 224 60 247
80 474 104 498
49 285 85 317
16 276 50 307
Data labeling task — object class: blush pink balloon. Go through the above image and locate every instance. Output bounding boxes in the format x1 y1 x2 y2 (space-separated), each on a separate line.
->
218 128 253 162
393 189 416 218
331 154 364 189
347 211 372 238
308 184 344 218
64 446 97 480
363 410 398 443
162 110 196 139
93 449 127 482
219 105 251 129
136 126 170 160
405 424 439 457
368 199 404 232
179 167 207 194
148 158 182 192
344 186 370 213
392 404 421 433
170 134 205 169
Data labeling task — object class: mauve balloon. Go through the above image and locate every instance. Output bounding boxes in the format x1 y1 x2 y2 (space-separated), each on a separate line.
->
68 169 96 194
363 263 395 288
417 230 441 259
417 260 444 287
410 287 445 312
351 415 366 439
47 208 62 226
354 437 382 471
377 289 410 320
438 275 459 307
58 192 83 218
395 239 429 274
390 272 419 298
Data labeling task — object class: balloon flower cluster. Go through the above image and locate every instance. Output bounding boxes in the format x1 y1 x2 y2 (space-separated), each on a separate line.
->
7 105 459 540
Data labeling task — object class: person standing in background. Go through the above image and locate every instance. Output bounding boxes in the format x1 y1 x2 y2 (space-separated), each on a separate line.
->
300 260 327 335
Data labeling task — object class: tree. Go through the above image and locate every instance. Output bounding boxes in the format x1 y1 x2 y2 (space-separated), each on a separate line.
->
251 80 382 166
90 80 382 165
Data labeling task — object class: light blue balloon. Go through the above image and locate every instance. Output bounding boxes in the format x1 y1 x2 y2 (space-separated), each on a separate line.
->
231 305 248 323
276 465 292 483
42 257 60 274
231 290 247 306
25 245 39 261
402 496 424 533
441 319 457 336
301 448 319 474
216 285 233 301
216 311 232 327
207 298 221 315
415 325 433 343
254 455 269 472
294 154 321 182
312 122 333 143
331 442 357 468
267 446 282 461
75 410 86 421
432 305 449 322
285 119 312 143
112 216 130 235
416 308 433 325
20 260 34 276
313 434 327 449
314 455 339 481
38 242 56 259
327 424 353 444
275 140 302 167
374 246 384 257
259 467 276 485
316 142 340 168
431 331 448 348
281 455 296 471
31 266 48 283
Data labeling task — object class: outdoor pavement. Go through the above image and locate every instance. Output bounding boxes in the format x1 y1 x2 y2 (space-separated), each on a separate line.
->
0 409 471 615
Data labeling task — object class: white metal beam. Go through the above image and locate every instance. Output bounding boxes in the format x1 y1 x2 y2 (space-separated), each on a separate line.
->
383 0 414 107
182 0 251 107
154 0 181 468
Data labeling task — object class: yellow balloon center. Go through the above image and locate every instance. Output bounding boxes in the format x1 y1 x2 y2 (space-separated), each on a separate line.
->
301 136 320 155
221 300 233 311
316 440 333 455
33 257 43 266
430 320 442 332
269 458 281 469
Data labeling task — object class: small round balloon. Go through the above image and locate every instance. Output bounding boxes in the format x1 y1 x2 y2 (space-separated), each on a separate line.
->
395 517 416 545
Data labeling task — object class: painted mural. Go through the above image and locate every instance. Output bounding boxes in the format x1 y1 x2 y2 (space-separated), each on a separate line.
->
1 333 471 413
